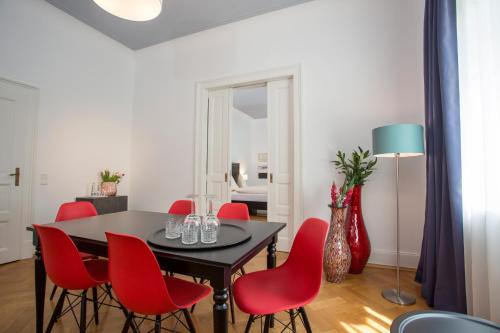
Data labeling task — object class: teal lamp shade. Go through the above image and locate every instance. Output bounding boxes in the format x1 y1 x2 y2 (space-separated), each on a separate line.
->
372 124 424 158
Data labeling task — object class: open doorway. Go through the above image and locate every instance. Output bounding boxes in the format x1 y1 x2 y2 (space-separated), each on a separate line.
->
230 85 268 221
195 66 302 252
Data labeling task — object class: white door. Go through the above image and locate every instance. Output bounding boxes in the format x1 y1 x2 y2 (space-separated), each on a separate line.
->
205 89 231 214
267 79 293 251
0 79 36 264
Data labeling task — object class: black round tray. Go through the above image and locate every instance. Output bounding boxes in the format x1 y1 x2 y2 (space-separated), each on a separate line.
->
147 223 251 251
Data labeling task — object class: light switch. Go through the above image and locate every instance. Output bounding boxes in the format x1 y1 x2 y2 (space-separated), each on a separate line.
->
40 173 48 185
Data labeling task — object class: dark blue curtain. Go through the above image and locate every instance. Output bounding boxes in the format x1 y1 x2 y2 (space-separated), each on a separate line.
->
415 0 466 313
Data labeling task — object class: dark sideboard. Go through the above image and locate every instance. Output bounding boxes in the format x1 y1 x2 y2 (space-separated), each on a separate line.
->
75 195 128 215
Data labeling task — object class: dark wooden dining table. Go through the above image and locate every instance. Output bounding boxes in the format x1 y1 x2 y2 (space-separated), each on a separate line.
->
28 210 286 333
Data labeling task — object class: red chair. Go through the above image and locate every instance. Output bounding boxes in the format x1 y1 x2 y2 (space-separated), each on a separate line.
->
234 218 329 333
106 232 211 333
55 201 98 222
217 202 250 221
50 201 99 300
34 224 109 333
168 200 194 215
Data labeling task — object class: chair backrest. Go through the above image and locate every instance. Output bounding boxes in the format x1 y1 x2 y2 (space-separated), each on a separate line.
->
55 201 98 222
105 232 177 315
34 224 96 290
284 218 328 297
217 203 250 221
168 200 194 215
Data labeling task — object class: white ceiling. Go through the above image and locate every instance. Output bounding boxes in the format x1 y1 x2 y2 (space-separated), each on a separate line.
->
233 86 267 119
45 0 311 50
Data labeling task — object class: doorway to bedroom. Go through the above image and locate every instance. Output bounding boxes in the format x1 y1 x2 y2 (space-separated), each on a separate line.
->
230 85 268 220
195 66 301 252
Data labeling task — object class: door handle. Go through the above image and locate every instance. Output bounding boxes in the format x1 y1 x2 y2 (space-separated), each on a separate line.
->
269 173 273 183
224 172 228 183
9 167 20 186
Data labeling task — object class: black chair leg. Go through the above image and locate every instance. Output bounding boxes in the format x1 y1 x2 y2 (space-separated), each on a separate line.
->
45 289 67 333
228 285 236 324
80 289 88 333
182 309 197 333
289 309 297 332
244 314 254 333
49 285 58 301
298 307 313 333
154 315 161 333
92 287 99 325
240 267 246 275
121 312 133 333
190 303 197 314
263 315 271 333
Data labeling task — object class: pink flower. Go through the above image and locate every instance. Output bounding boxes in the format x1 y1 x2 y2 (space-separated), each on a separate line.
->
331 182 338 204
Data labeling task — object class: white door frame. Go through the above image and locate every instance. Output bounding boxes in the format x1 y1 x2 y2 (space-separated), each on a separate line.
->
194 65 302 247
0 77 38 260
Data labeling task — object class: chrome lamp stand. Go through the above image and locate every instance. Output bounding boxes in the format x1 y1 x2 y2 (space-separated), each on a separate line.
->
382 153 416 305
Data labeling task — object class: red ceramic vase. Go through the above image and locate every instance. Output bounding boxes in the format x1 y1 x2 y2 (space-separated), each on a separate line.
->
345 185 371 274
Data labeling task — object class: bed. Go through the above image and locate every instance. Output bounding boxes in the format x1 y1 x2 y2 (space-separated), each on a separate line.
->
231 162 268 215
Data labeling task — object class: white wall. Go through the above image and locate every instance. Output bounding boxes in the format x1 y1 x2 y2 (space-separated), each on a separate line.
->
0 0 135 256
131 0 426 267
231 108 253 183
249 118 267 186
231 109 268 187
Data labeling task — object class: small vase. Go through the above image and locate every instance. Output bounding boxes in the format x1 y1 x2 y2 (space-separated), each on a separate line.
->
323 207 351 283
101 182 117 196
346 185 371 274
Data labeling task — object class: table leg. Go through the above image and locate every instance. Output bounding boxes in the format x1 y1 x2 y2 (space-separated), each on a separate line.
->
267 238 277 328
213 288 228 333
35 243 46 333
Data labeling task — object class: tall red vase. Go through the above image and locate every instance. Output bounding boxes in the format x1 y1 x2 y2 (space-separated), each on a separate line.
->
345 185 371 274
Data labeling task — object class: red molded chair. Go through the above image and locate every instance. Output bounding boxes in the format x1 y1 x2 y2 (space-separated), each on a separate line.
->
50 201 99 300
234 218 329 333
168 200 194 215
217 202 250 221
55 201 98 222
34 224 109 333
106 232 211 333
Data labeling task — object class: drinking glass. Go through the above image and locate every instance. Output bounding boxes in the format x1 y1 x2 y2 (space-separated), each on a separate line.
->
165 216 181 239
91 182 99 197
181 197 200 245
182 214 200 244
201 196 219 244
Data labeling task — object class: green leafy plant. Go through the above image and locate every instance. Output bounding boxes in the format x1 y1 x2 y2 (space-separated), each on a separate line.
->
333 147 377 186
100 169 125 184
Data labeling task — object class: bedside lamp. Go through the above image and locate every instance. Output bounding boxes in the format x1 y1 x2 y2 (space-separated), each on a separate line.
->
372 124 424 305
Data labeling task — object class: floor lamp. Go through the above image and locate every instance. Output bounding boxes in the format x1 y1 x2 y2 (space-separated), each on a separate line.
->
372 124 424 305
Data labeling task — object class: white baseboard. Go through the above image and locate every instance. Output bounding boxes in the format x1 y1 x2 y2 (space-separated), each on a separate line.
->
368 248 420 269
277 236 290 252
21 240 34 259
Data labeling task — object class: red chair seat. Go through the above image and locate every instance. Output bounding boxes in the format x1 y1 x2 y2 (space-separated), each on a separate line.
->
80 252 98 260
84 259 109 284
164 276 211 308
234 266 316 315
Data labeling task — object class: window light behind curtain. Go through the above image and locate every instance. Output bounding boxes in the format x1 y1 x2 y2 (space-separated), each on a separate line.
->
457 0 500 321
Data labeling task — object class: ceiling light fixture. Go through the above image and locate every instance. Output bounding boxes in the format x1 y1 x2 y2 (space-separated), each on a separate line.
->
93 0 162 22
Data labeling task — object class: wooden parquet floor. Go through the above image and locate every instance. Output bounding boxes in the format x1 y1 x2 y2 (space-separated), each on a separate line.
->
0 251 428 333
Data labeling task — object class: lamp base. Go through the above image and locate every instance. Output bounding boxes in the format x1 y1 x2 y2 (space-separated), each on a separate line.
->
382 288 416 305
